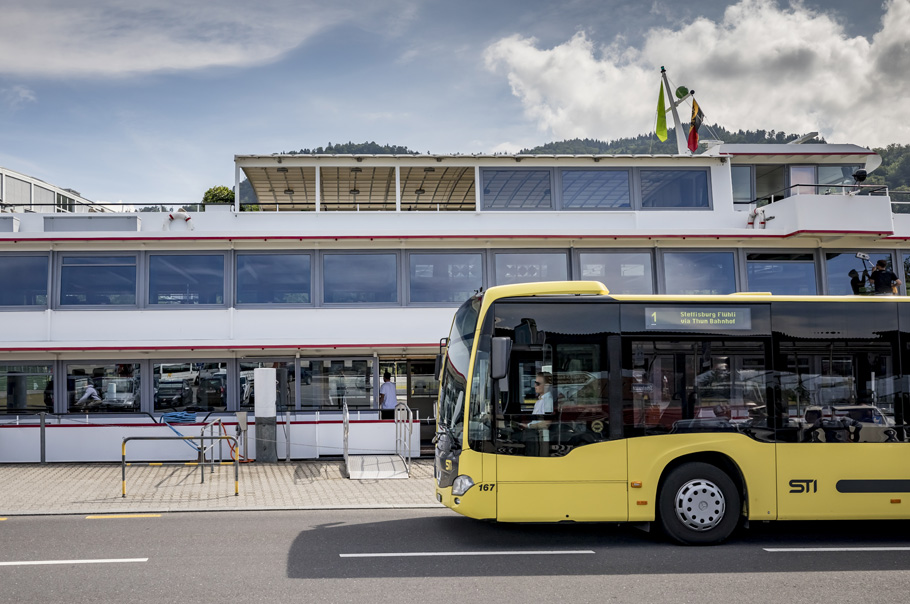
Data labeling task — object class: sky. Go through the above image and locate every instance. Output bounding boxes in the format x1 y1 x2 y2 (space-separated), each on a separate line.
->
0 0 906 207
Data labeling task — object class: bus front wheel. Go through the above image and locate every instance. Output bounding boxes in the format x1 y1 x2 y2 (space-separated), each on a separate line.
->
658 462 740 545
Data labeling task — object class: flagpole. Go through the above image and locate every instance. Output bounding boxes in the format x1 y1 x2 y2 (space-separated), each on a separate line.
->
661 67 690 155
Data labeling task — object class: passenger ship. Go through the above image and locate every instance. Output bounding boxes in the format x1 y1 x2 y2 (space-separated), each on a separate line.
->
0 129 905 463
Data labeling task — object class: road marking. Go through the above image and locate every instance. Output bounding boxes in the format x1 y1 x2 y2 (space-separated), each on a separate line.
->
85 514 161 519
340 550 595 558
0 558 148 567
764 547 910 553
0 518 6 521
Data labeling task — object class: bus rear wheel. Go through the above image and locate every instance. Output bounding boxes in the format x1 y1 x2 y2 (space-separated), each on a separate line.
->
658 462 740 545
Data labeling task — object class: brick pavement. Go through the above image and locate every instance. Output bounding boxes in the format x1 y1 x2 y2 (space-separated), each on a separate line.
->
0 459 440 516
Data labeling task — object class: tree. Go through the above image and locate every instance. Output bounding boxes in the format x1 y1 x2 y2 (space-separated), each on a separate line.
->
202 185 234 205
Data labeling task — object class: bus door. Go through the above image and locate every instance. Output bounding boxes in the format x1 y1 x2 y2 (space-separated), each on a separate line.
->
490 301 627 523
774 339 909 520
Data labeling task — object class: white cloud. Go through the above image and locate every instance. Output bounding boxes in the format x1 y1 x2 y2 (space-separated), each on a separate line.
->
1 85 37 108
0 0 403 77
484 0 910 148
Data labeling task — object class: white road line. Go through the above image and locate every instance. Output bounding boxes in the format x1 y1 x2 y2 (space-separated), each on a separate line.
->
340 550 595 558
764 547 910 553
0 558 148 567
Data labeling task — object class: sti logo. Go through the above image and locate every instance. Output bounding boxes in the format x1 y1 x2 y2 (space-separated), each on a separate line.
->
789 479 818 494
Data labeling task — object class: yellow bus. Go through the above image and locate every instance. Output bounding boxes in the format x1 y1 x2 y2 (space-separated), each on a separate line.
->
434 281 910 544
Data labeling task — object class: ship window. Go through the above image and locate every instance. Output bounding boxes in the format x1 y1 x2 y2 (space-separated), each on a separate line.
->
561 170 631 209
0 364 53 414
746 253 817 295
640 169 710 208
494 251 568 285
323 253 398 304
66 363 140 414
60 255 137 306
482 169 552 210
662 251 735 295
236 253 311 305
825 251 894 296
732 165 753 206
818 165 862 193
408 252 483 303
0 255 48 307
237 359 296 411
148 254 225 305
578 251 653 294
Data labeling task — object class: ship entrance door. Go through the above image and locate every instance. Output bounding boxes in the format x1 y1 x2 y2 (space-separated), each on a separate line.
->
379 359 439 443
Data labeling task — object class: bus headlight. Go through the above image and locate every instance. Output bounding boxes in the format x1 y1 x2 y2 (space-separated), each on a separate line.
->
452 475 475 496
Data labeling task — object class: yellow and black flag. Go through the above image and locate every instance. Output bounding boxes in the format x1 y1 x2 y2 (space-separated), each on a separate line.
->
687 99 704 152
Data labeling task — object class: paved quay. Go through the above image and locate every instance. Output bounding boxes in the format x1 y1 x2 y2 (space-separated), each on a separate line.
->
0 458 440 516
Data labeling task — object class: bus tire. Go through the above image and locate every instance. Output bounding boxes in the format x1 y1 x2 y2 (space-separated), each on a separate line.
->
658 462 740 545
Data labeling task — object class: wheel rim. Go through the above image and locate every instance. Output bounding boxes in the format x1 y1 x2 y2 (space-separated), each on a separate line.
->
674 478 726 532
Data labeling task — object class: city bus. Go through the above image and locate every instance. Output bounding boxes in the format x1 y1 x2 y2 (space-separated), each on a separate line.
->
433 281 910 544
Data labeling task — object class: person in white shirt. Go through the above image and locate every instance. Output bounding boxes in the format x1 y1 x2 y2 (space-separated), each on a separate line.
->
522 372 553 429
76 382 102 407
379 371 398 418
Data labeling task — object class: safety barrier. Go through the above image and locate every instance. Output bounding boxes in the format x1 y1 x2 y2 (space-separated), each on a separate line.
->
121 435 240 497
394 402 413 475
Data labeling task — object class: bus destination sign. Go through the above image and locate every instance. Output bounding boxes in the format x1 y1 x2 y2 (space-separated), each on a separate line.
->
645 307 752 331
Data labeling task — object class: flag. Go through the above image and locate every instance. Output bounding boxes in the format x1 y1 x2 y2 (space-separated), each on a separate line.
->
656 81 668 142
687 98 704 152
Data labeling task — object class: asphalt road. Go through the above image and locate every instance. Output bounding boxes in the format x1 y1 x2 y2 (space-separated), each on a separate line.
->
1 509 909 603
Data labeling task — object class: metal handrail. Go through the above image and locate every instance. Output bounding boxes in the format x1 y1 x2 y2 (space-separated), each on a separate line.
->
394 402 413 475
735 183 890 206
342 400 350 474
121 435 239 497
199 417 227 474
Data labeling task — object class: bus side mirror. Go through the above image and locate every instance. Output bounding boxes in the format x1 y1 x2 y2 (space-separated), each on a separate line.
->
491 337 512 381
434 353 443 380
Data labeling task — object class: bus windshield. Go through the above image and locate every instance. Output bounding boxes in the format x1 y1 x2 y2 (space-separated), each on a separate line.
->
437 295 481 446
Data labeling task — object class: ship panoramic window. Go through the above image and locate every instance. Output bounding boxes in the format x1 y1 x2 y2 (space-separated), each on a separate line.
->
640 169 710 208
663 251 735 295
818 165 862 194
494 252 568 285
579 252 653 294
409 253 483 303
60 255 137 306
66 363 140 414
0 364 53 414
148 254 225 305
0 255 48 306
746 253 817 295
482 170 552 210
236 253 311 304
323 253 398 304
561 170 631 209
825 252 894 296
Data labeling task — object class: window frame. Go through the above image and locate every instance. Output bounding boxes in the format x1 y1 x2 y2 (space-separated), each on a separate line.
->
742 250 819 296
56 252 140 309
147 251 229 308
658 248 739 295
491 249 571 286
558 168 633 211
0 253 51 311
319 250 402 307
405 249 486 306
480 168 555 211
638 167 713 210
573 249 656 294
234 251 314 308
